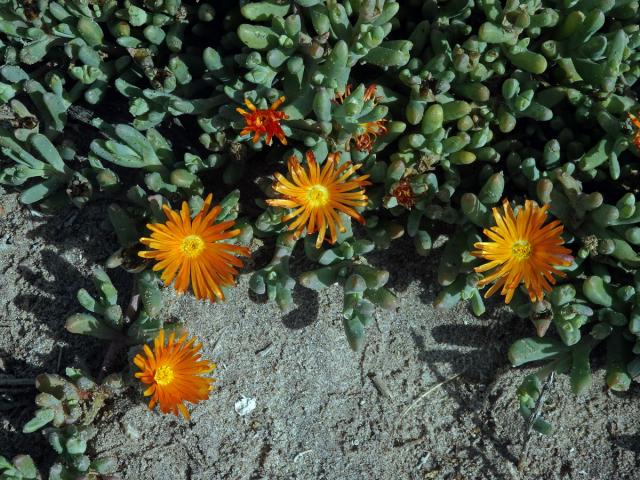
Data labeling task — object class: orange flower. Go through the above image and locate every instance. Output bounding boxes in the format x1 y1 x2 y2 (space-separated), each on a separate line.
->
134 329 215 420
472 200 573 304
236 96 288 146
629 112 640 149
139 194 250 302
267 151 371 248
335 84 387 152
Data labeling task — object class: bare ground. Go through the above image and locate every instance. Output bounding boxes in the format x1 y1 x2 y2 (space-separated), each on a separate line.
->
1 189 639 480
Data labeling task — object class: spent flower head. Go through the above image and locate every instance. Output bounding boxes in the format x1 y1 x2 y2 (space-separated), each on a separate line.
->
390 178 417 209
335 84 388 153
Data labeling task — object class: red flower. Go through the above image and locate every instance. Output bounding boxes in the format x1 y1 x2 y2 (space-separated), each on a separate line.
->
236 96 288 146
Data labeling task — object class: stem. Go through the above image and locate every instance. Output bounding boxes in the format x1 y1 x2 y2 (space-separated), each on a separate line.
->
67 104 98 125
534 354 571 380
0 378 35 386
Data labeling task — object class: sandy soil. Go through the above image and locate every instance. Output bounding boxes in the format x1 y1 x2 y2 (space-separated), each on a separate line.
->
1 189 639 480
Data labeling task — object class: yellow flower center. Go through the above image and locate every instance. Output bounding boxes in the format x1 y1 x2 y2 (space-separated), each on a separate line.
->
511 240 532 261
306 185 330 208
180 234 205 258
154 365 175 386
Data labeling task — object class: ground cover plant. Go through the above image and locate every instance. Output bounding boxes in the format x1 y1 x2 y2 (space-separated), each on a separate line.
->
0 0 639 477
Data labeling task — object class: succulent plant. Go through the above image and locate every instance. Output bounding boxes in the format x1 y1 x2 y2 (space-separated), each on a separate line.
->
1 0 639 444
65 265 166 344
0 454 40 480
16 368 123 480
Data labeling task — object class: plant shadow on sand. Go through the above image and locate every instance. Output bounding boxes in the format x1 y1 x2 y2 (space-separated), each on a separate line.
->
0 354 50 464
246 236 323 330
365 236 534 478
14 248 91 332
612 434 640 453
244 231 532 477
247 232 450 330
364 232 447 303
23 202 117 265
13 200 131 335
1 203 128 460
281 283 320 329
13 247 125 370
410 318 526 479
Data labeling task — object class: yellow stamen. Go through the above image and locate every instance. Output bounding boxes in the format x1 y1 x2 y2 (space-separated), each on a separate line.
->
180 235 205 258
154 365 175 386
511 240 532 261
306 185 330 207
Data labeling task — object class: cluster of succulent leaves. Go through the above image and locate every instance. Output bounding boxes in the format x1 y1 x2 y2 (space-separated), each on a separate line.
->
1 0 639 458
1 368 121 479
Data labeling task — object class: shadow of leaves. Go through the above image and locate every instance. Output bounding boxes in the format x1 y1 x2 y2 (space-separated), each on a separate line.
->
281 283 320 330
0 353 48 464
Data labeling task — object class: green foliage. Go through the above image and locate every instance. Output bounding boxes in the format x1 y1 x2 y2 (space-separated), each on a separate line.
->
1 0 639 450
65 266 167 344
0 455 40 480
15 369 123 479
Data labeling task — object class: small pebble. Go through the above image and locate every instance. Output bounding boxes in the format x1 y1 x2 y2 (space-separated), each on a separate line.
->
234 395 257 416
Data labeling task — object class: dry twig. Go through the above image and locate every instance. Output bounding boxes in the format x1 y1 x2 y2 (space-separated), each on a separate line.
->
400 371 463 419
517 371 555 471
